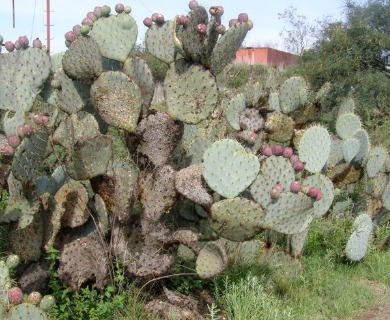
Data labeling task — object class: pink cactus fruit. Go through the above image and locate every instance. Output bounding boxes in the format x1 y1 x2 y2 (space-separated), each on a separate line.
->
7 135 20 148
271 183 283 199
237 13 249 23
271 144 283 156
1 144 14 156
217 6 224 15
152 13 164 24
293 160 305 171
33 114 50 125
216 24 226 34
188 0 199 10
290 181 301 193
307 187 319 199
4 41 15 52
65 31 76 43
73 24 82 36
290 154 299 164
229 19 239 27
196 23 207 35
315 190 323 201
262 145 272 157
93 6 103 18
282 146 293 158
86 12 98 22
115 3 125 14
18 35 29 48
32 38 42 49
143 17 153 27
28 292 43 305
82 17 94 27
177 15 189 26
8 287 23 305
14 40 22 50
17 124 33 137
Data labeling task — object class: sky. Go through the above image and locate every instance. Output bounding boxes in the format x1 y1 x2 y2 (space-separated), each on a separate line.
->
0 0 348 54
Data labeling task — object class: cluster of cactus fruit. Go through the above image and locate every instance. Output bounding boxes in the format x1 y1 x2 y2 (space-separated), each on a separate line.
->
0 1 389 315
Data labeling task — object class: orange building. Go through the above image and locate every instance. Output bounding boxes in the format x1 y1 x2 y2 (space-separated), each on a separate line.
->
236 47 298 67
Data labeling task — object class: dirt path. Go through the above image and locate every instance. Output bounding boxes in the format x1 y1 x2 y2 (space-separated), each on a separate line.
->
344 280 389 320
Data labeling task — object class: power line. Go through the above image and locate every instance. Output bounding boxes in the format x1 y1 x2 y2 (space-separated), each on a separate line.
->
30 0 38 40
136 0 153 14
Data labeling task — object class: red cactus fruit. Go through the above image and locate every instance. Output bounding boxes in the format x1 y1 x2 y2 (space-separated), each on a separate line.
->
282 147 293 158
188 0 199 10
271 144 283 156
4 41 15 52
65 31 76 43
18 35 29 49
229 19 239 27
82 17 94 27
217 6 224 15
316 191 323 201
271 183 283 198
32 38 42 49
237 13 249 23
7 135 20 148
93 6 102 18
115 3 124 13
262 145 272 157
196 23 207 35
152 13 164 24
17 125 33 137
8 287 23 305
177 15 189 26
143 17 153 27
293 160 304 171
290 154 299 164
1 144 14 156
73 24 82 36
290 181 301 193
33 114 50 125
216 24 226 34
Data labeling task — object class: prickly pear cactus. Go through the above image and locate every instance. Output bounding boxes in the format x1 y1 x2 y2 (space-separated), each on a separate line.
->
345 213 373 261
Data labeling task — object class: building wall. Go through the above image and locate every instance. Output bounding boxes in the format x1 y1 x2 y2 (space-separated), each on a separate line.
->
236 47 298 67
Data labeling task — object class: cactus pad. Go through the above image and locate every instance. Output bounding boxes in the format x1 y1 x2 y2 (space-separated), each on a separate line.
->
298 125 331 173
366 146 388 178
145 20 176 64
196 242 228 279
279 76 308 114
303 174 334 218
209 197 265 242
91 13 137 62
345 213 373 261
353 129 370 164
202 139 260 198
164 64 218 124
336 113 362 139
225 94 246 130
7 302 48 320
382 180 390 210
342 138 360 163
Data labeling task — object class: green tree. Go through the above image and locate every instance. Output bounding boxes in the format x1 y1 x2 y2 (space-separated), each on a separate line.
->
292 0 390 119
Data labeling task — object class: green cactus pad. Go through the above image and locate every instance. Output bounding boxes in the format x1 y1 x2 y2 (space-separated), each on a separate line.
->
52 69 89 114
265 113 294 142
123 56 155 113
382 180 390 210
65 134 112 181
342 138 360 163
136 112 184 166
279 76 308 114
202 139 260 198
164 64 218 124
250 156 295 208
263 193 314 235
91 13 137 62
203 15 222 60
62 36 103 82
0 48 51 113
345 213 373 261
225 93 246 130
338 97 355 116
90 71 142 132
298 125 331 173
353 129 370 164
327 137 344 168
303 174 334 218
145 20 176 64
268 92 281 113
209 197 265 242
366 146 388 178
289 227 310 258
210 22 249 75
186 137 212 165
336 113 362 140
39 295 55 311
12 128 49 184
175 164 213 209
196 242 228 279
7 302 48 320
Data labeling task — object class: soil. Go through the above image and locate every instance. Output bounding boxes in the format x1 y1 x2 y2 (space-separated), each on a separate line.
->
344 280 390 320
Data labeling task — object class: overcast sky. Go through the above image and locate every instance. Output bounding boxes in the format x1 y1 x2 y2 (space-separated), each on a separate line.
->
1 0 347 54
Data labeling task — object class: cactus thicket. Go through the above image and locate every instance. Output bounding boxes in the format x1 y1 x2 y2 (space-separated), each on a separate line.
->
0 2 388 314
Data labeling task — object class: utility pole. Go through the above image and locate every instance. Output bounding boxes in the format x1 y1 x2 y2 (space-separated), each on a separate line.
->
45 0 52 55
12 0 15 28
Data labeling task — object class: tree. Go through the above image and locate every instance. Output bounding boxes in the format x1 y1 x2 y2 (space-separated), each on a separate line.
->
291 0 390 118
